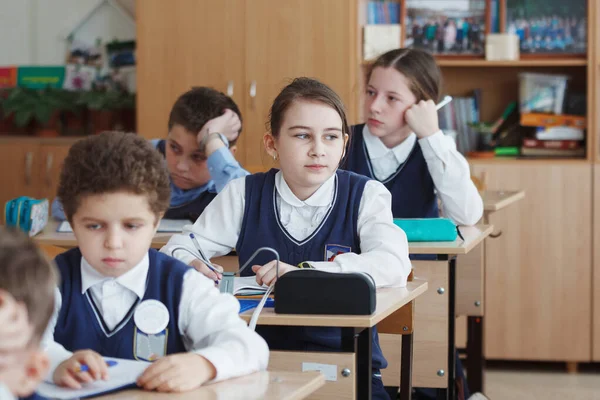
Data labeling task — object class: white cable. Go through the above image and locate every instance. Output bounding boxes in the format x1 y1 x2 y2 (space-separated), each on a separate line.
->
249 283 274 331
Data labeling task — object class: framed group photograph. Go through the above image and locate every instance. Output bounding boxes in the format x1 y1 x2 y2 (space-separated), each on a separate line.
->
505 0 587 55
404 0 489 56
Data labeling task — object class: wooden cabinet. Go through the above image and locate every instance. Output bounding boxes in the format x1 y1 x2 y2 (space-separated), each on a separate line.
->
471 162 592 361
0 141 41 207
594 164 600 361
136 0 359 172
0 139 76 217
136 0 247 160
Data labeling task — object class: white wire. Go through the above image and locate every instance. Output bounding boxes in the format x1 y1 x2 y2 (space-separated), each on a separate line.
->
249 283 274 331
238 247 280 331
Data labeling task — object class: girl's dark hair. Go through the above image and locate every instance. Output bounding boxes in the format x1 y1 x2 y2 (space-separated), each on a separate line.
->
367 48 441 102
268 77 350 138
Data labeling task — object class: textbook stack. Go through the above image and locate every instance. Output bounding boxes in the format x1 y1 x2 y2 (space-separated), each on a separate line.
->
520 113 586 158
438 95 480 155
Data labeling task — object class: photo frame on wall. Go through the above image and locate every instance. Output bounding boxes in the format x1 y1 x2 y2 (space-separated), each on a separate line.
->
504 0 587 55
403 0 490 57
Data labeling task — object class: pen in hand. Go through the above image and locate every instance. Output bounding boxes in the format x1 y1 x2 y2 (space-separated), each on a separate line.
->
189 233 221 284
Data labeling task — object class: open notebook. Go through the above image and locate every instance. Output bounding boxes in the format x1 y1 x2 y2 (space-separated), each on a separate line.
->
37 357 150 399
231 276 269 296
57 219 193 233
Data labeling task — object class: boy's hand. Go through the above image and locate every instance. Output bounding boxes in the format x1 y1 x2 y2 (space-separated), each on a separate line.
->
190 259 223 282
252 260 297 286
404 99 440 139
198 109 242 144
53 350 109 389
136 353 216 392
0 291 32 367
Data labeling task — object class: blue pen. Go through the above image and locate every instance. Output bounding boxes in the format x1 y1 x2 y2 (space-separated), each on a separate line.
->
77 359 118 373
189 233 221 284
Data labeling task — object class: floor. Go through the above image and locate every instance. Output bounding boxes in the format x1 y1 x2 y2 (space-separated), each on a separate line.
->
483 363 600 400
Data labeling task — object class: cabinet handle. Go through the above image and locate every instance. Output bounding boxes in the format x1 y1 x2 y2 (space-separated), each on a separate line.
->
490 230 503 238
249 80 257 98
45 153 54 187
24 152 33 185
227 81 234 96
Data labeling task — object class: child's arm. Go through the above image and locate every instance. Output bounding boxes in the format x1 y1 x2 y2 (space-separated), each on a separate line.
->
201 109 249 193
160 177 246 267
418 132 484 225
41 289 110 388
136 269 268 392
207 148 249 193
308 181 412 288
405 100 484 226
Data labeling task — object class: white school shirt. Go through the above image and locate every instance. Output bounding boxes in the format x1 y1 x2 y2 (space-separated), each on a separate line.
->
160 171 412 288
43 253 269 382
362 125 483 226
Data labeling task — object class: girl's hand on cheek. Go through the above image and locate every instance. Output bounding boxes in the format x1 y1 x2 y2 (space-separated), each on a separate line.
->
404 100 440 139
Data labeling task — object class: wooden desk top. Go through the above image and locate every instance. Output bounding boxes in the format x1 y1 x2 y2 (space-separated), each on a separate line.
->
35 220 172 249
239 280 427 328
407 224 493 255
98 371 324 400
481 190 525 212
36 222 493 257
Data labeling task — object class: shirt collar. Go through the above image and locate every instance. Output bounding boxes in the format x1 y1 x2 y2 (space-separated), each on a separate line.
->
363 124 417 164
80 252 149 300
275 170 336 208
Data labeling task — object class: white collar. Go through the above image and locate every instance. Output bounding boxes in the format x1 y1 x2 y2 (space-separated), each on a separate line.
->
363 124 417 164
80 252 149 300
275 170 336 208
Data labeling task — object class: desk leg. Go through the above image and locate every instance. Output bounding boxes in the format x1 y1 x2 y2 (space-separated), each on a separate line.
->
400 332 413 400
448 256 457 400
467 316 484 394
357 327 373 400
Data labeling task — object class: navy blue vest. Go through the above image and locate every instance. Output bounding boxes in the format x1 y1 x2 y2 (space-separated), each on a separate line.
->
156 140 217 221
54 248 188 360
236 169 387 370
343 124 439 219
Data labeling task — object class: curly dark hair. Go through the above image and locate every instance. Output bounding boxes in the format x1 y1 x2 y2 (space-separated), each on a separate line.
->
57 131 171 221
0 227 57 343
168 87 243 145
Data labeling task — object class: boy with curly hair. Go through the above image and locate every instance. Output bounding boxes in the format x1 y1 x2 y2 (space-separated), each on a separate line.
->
45 132 267 393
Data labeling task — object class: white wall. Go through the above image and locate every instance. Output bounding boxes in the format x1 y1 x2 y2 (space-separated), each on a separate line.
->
0 0 135 66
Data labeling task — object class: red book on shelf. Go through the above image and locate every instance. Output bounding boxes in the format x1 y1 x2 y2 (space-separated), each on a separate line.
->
0 66 17 88
522 138 582 150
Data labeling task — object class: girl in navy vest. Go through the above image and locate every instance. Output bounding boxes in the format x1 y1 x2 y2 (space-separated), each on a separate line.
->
162 78 412 399
51 87 249 224
342 48 482 225
45 132 268 392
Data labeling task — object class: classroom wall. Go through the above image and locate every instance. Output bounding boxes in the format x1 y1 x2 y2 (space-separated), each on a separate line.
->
0 0 135 66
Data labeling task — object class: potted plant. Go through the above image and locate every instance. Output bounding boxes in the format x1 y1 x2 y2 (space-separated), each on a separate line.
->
78 89 124 134
2 87 77 137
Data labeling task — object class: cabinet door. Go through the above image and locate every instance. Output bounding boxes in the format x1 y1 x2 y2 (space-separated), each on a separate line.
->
136 0 246 160
0 142 41 213
471 163 592 361
38 144 72 203
244 0 357 172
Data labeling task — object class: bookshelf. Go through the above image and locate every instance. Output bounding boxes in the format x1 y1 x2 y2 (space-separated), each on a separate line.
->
358 0 595 162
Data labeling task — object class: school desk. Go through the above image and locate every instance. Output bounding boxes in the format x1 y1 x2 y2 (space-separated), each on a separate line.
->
96 370 325 400
380 224 492 400
239 281 428 400
34 220 172 249
456 190 525 394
